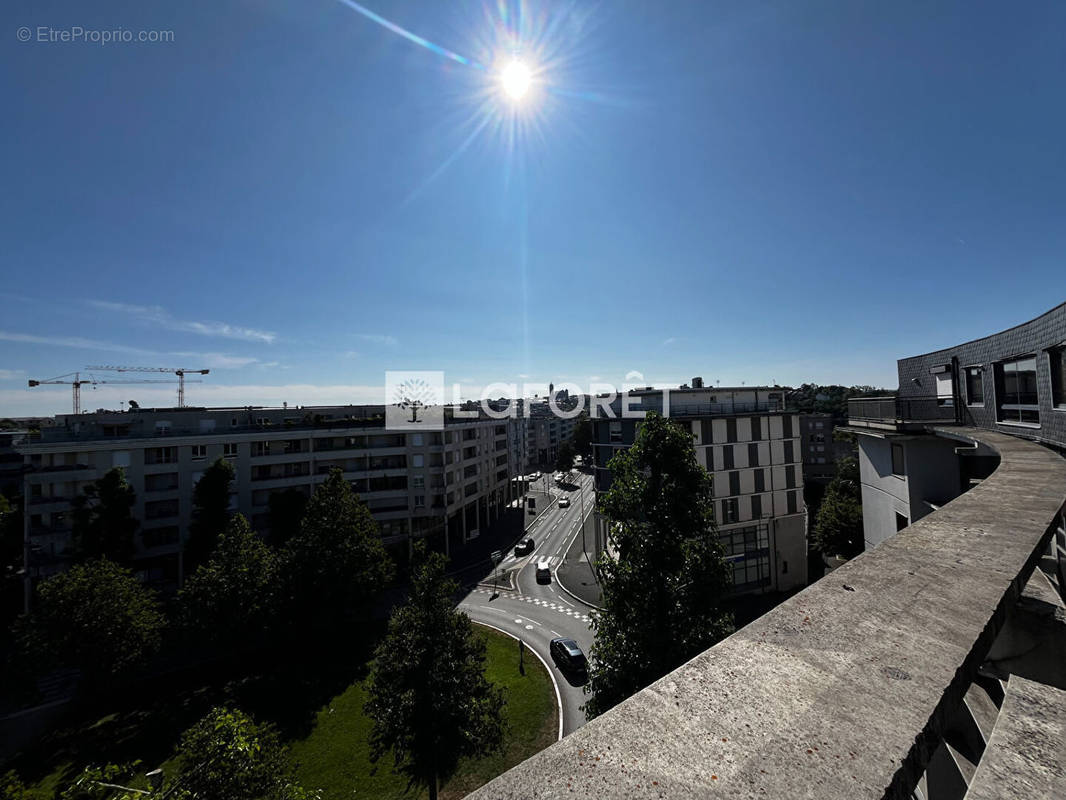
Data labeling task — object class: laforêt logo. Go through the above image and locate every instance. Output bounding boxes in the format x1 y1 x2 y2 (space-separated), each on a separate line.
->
385 371 444 430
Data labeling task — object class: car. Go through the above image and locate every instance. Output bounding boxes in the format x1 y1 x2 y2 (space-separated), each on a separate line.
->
558 496 570 508
530 471 541 480
535 558 552 583
549 638 588 672
515 537 535 556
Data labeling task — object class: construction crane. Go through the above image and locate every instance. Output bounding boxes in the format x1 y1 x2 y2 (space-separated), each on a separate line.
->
28 372 182 415
85 365 210 407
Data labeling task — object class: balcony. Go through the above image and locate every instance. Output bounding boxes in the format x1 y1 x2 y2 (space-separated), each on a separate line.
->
471 428 1066 799
847 395 960 431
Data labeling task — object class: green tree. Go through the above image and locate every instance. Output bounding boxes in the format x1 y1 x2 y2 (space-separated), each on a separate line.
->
280 469 392 631
71 468 138 565
177 514 277 649
23 559 164 684
267 488 308 546
585 412 734 719
812 456 864 558
555 440 575 472
185 457 235 571
364 545 504 800
174 707 312 800
571 415 593 462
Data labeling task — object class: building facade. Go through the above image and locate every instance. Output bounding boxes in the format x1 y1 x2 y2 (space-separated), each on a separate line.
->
16 404 523 597
848 300 1066 549
590 386 807 596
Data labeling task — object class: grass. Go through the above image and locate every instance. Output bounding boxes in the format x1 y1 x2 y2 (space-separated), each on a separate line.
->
7 626 557 799
290 625 558 800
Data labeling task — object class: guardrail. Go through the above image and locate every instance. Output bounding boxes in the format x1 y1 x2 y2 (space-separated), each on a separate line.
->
847 395 959 424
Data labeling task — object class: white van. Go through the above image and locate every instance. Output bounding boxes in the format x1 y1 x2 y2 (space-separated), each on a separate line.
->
535 559 552 583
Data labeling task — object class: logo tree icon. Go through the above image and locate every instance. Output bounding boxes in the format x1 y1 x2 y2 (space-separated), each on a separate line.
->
395 378 435 423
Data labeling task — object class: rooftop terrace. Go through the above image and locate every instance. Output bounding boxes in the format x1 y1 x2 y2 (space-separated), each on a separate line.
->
470 427 1066 799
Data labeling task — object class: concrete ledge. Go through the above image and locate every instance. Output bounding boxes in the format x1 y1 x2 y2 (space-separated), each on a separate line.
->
963 675 1066 800
469 429 1066 799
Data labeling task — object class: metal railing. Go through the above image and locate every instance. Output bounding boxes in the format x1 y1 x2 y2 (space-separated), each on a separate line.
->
847 395 959 424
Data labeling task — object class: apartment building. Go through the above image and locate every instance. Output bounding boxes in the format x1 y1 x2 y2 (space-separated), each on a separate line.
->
16 404 522 596
590 386 807 596
848 300 1066 550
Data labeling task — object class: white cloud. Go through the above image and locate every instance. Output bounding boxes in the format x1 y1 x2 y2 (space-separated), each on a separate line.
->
0 330 157 356
356 334 399 347
662 337 677 346
89 301 277 344
171 351 260 369
344 351 361 359
0 369 26 380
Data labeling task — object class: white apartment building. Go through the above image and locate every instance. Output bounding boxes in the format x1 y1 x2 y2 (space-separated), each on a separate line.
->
591 386 808 596
16 404 523 598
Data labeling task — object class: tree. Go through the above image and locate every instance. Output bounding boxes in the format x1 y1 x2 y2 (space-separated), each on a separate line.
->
185 457 235 571
555 440 575 472
585 412 733 719
812 456 864 559
364 545 504 800
280 469 392 631
177 514 277 650
174 707 312 800
23 559 164 684
267 488 308 546
571 415 593 462
71 468 138 565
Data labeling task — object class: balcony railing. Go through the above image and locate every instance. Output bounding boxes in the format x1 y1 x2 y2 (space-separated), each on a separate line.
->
847 395 959 425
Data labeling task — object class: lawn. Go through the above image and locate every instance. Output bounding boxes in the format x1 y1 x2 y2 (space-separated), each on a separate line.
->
290 625 558 800
8 625 557 799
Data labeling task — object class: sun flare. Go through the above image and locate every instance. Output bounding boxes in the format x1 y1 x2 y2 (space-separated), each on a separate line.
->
500 60 532 101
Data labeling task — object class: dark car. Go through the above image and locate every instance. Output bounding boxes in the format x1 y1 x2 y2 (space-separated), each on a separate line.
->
549 638 588 672
515 537 535 556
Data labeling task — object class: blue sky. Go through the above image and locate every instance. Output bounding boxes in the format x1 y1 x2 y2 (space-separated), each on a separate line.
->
2 0 1064 416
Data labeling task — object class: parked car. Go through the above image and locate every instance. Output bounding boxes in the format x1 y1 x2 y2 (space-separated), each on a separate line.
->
558 496 570 508
515 537 535 556
535 558 552 583
549 638 588 672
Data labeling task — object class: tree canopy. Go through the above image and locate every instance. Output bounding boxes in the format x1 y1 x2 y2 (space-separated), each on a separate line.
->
585 412 734 718
555 440 575 472
280 469 392 631
185 457 236 571
811 456 864 558
364 545 504 800
71 468 138 565
571 415 593 462
177 514 278 649
24 559 164 683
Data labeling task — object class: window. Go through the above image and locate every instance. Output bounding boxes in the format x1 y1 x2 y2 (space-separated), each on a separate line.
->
112 450 130 468
191 444 207 460
726 418 737 443
199 419 216 433
815 421 824 429
783 440 794 463
786 490 797 514
231 417 239 427
728 471 740 496
609 421 622 442
750 417 762 441
785 465 796 490
414 495 425 507
223 442 238 458
965 367 984 406
722 445 734 470
142 526 179 548
750 494 762 519
411 433 424 446
748 442 759 466
254 441 269 457
782 415 793 438
995 356 1040 424
722 498 739 524
754 469 765 493
935 371 954 407
891 443 905 476
412 475 425 489
412 454 424 468
155 421 171 436
1050 347 1066 409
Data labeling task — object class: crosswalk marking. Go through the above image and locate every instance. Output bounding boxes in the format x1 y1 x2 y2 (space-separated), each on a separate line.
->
468 587 593 625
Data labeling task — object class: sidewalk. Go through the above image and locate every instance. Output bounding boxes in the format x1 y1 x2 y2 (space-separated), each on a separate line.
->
555 505 604 609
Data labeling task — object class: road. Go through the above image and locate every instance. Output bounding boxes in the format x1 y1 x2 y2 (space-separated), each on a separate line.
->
458 470 597 736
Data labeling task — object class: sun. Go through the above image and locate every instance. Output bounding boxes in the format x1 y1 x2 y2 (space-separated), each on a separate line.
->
500 60 532 101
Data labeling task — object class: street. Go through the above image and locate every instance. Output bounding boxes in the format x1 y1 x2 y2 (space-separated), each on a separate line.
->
458 470 598 737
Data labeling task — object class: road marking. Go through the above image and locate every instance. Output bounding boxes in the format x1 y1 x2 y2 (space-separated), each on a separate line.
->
525 625 534 630
514 619 523 623
551 630 561 637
